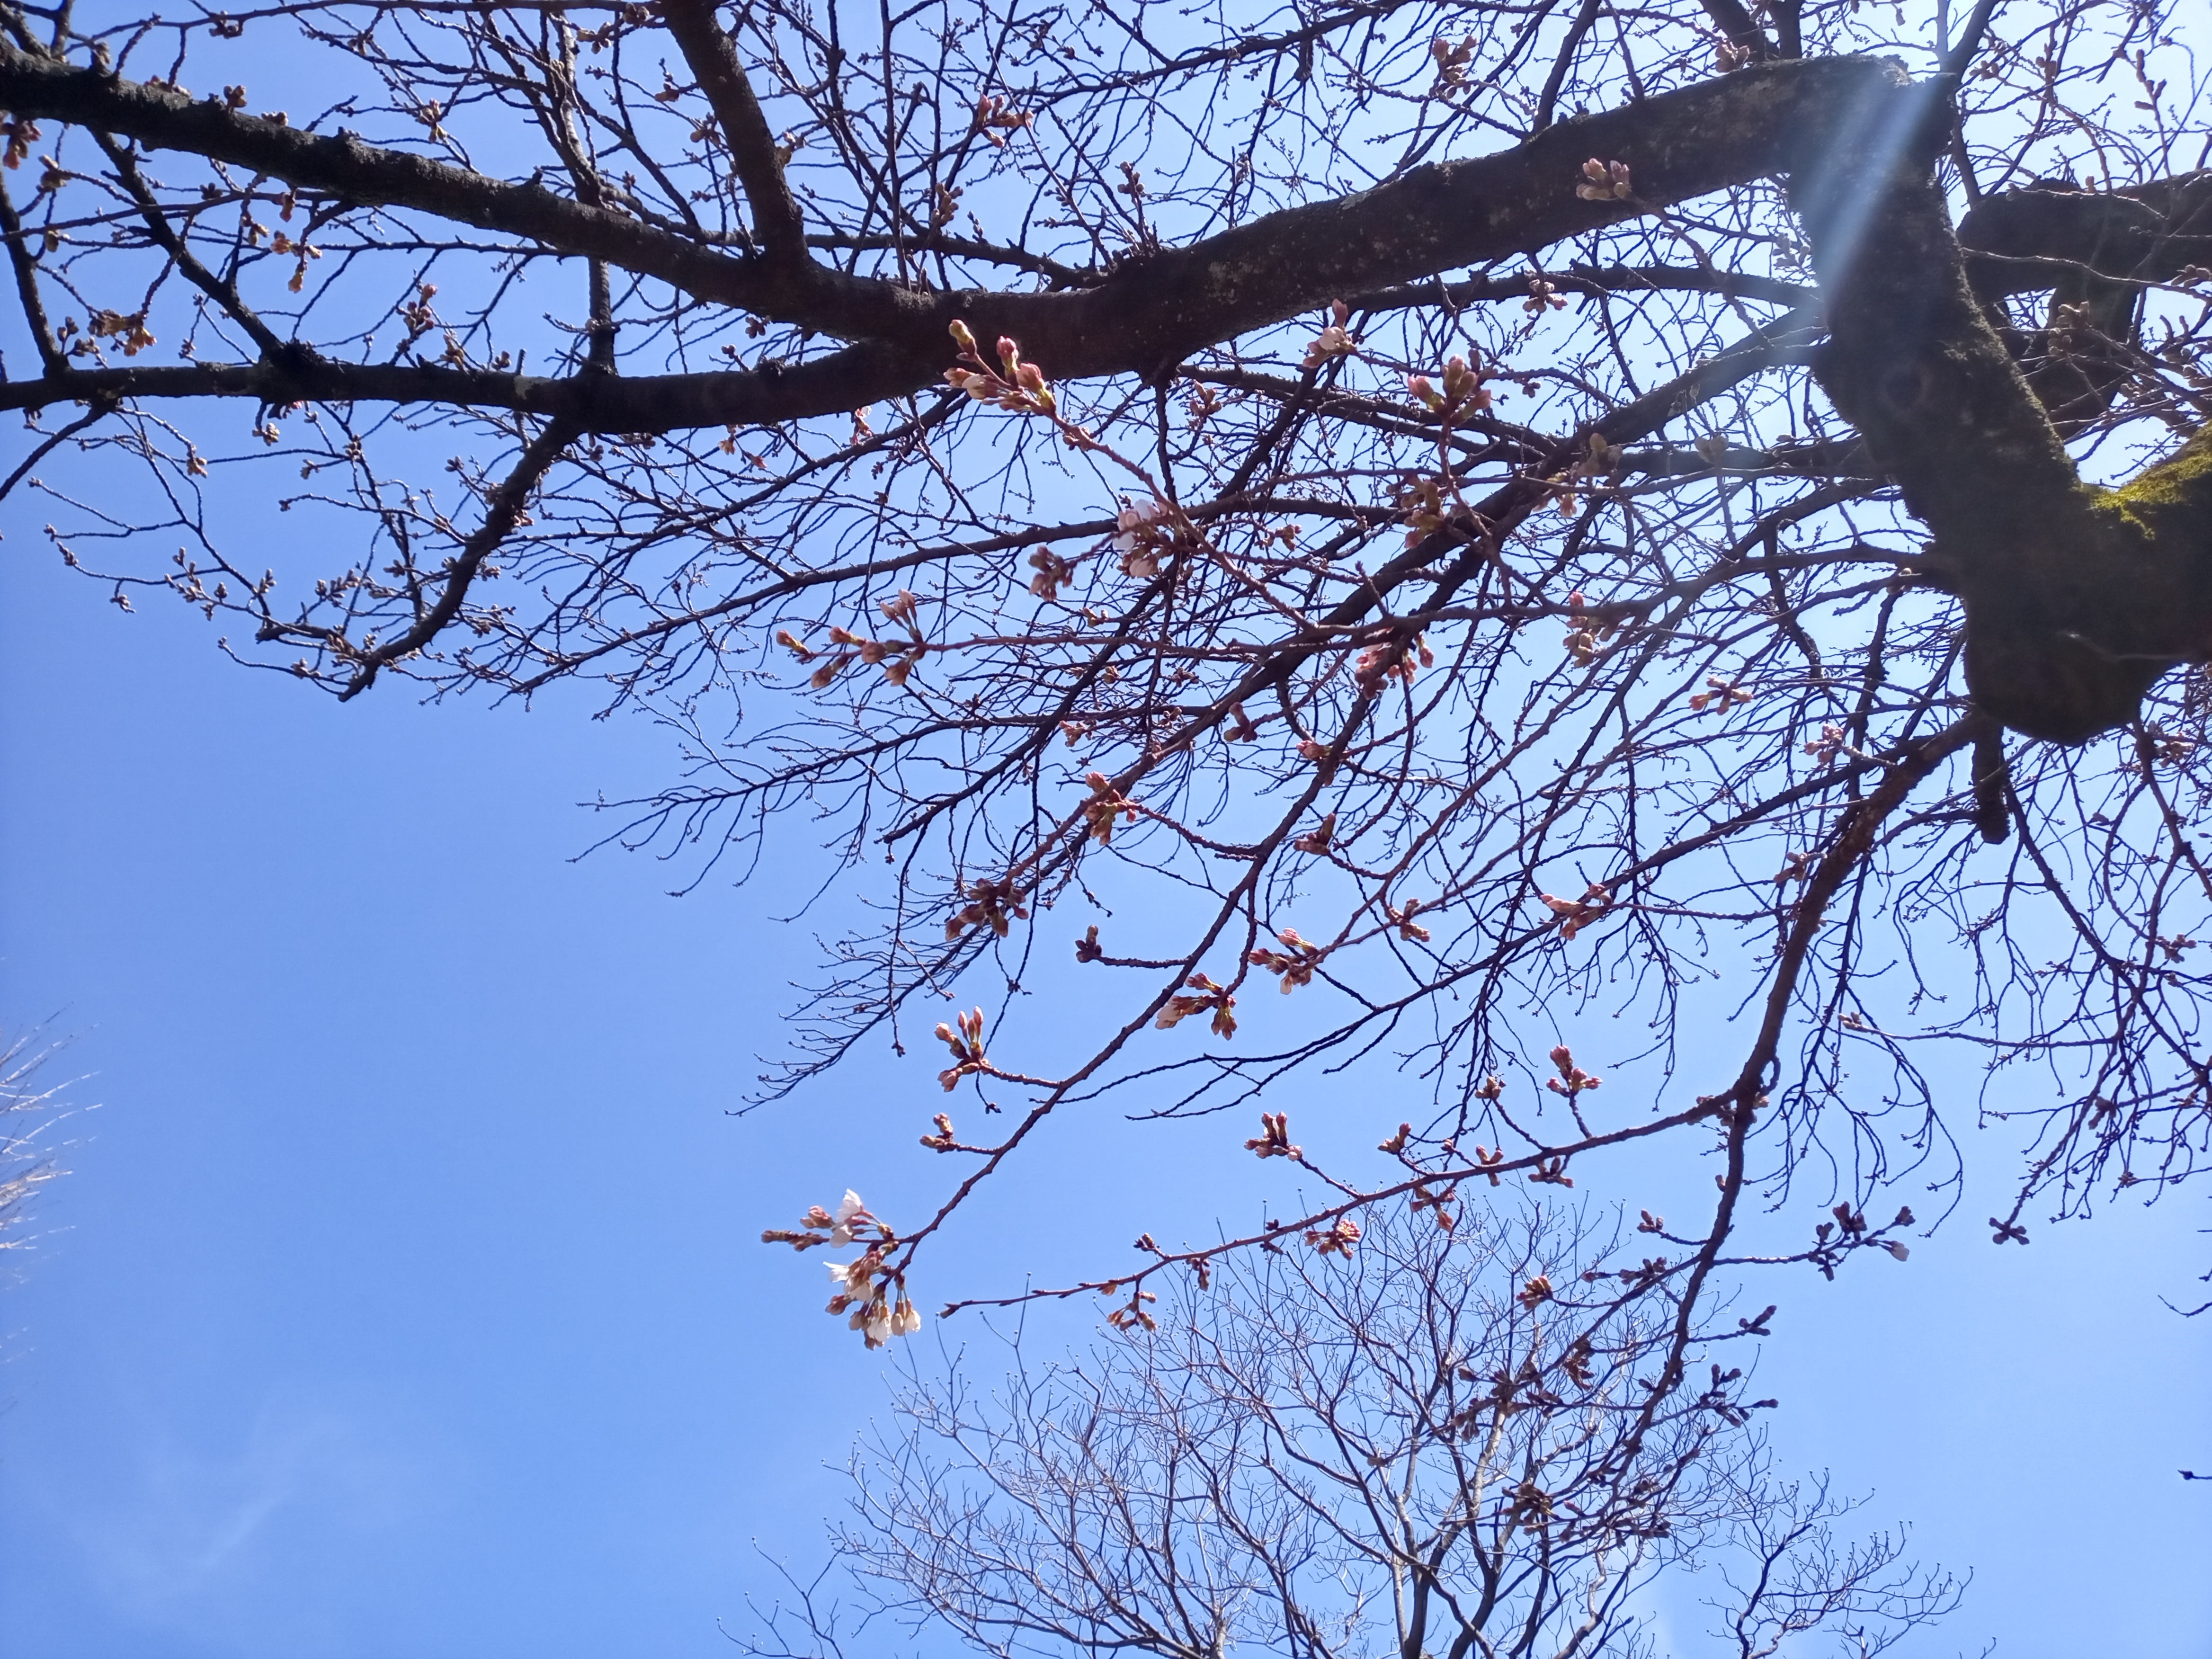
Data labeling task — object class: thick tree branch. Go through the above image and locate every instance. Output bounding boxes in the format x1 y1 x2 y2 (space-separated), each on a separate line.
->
1772 0 1802 59
1006 57 1900 378
1797 81 2212 741
1695 0 1773 63
1958 172 2212 301
660 0 806 259
0 170 62 376
92 130 287 361
1940 0 2004 77
0 42 1912 384
0 339 928 428
1348 262 1816 313
0 35 853 321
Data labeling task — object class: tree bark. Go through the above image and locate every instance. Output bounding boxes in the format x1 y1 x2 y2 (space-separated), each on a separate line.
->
9 32 2212 741
1794 75 2212 742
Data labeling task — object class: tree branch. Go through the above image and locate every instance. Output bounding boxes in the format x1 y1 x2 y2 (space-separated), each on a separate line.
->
1347 262 1816 314
0 43 1914 383
660 0 807 259
0 169 62 377
1695 0 1772 62
0 339 928 429
0 35 847 321
329 416 579 699
1795 86 2212 741
92 129 287 361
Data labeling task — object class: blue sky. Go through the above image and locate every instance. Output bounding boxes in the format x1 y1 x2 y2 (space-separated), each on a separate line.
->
3 468 2208 1657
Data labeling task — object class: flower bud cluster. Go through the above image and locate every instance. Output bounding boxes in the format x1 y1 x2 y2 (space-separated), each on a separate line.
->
1294 812 1336 855
970 93 1034 147
1429 36 1474 93
935 1007 989 1091
1561 588 1621 665
1 116 43 169
946 875 1028 941
1113 495 1176 579
1616 1256 1672 1292
1246 928 1324 992
1157 973 1236 1038
764 1190 925 1349
1410 1179 1458 1231
1561 1336 1596 1386
945 320 1058 415
828 1253 925 1346
1575 158 1633 202
1407 354 1491 419
1082 772 1139 844
1104 1286 1159 1332
1545 1043 1601 1097
1688 675 1753 714
1027 545 1079 600
1523 277 1569 315
1803 723 1847 764
1302 300 1356 369
1509 1479 1554 1523
1305 1216 1361 1256
1551 433 1623 517
1537 883 1611 940
1397 473 1454 548
1244 1110 1302 1160
1354 633 1433 696
87 306 157 357
1810 1203 1918 1279
774 589 928 689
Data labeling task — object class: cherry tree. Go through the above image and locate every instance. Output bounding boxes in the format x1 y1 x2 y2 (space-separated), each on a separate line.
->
3 0 2210 1353
740 1205 1960 1659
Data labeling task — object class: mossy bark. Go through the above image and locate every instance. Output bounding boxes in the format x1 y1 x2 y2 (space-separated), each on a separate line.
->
1793 72 2212 743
